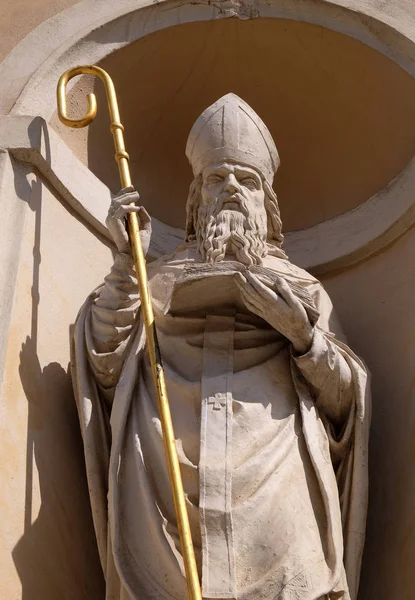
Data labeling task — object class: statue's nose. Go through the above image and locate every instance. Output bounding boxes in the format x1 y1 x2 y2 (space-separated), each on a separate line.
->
224 174 240 194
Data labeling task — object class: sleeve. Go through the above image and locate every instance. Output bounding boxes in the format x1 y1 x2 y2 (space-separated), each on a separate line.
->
291 282 354 427
290 278 370 599
292 328 353 426
86 252 140 402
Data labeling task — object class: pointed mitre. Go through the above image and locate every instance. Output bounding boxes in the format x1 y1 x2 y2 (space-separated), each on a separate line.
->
186 93 279 184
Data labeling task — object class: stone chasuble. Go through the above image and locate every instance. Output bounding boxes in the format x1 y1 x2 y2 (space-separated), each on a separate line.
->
70 94 370 600
71 249 370 600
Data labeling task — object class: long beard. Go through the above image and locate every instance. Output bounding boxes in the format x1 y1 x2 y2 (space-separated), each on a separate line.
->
195 197 268 266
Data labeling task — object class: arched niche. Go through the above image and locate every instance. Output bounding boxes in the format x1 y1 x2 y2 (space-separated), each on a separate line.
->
51 16 415 235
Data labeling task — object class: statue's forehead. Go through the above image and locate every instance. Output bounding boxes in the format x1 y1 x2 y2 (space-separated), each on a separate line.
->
202 162 261 178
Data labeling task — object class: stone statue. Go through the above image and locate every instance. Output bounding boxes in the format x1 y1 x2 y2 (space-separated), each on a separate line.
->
71 94 370 600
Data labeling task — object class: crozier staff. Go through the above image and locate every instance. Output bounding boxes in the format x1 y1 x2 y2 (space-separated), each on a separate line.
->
57 65 201 600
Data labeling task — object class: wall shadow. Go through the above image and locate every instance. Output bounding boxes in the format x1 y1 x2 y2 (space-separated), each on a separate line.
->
10 118 104 600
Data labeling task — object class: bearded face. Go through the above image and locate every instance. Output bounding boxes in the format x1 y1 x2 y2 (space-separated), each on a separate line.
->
195 162 268 266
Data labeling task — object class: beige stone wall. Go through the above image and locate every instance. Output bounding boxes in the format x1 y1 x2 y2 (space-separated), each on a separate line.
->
0 0 78 63
0 159 111 599
0 1 415 600
322 227 415 600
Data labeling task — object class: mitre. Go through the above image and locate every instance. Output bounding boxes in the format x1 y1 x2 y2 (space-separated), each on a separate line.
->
186 93 280 184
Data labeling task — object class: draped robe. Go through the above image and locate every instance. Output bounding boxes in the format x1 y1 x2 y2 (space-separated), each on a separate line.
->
71 245 370 600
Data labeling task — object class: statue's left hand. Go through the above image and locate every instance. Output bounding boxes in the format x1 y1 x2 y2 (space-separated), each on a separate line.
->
236 272 314 354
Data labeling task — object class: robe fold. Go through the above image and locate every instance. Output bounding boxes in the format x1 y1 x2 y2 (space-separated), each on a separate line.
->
71 246 370 600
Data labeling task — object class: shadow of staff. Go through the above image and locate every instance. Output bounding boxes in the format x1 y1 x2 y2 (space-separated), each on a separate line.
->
10 116 104 600
13 339 104 600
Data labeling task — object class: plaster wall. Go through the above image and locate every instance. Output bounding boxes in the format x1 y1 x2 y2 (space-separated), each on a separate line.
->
0 1 415 600
0 0 79 63
321 226 415 600
0 159 109 599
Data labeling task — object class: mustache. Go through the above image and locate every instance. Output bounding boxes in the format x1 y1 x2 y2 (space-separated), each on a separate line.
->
214 193 249 217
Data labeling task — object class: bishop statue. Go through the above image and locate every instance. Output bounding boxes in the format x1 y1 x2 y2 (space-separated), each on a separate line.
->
71 94 370 600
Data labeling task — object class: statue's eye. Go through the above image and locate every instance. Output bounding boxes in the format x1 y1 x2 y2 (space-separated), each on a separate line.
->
241 177 258 190
206 175 223 184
